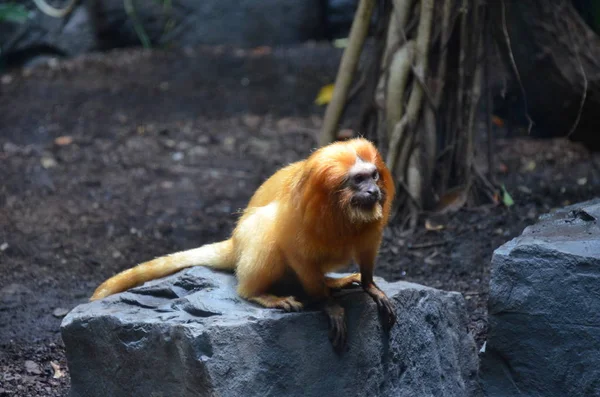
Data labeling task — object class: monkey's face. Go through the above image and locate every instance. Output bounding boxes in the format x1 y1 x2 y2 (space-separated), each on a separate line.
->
341 157 385 223
303 137 394 225
348 159 382 209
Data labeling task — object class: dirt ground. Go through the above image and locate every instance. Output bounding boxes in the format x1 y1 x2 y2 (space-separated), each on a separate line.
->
1 44 600 397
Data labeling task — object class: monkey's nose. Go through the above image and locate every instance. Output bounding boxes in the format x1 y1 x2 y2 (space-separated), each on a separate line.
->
366 187 379 197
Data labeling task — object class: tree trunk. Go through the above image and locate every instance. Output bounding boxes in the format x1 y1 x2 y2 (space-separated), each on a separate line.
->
491 0 600 149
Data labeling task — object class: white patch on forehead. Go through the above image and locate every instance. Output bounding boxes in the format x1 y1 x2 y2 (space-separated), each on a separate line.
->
349 157 376 175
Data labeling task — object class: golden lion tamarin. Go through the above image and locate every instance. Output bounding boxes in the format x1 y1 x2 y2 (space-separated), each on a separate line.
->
91 137 396 351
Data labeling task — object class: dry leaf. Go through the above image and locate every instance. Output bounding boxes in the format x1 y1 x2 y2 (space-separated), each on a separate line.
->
425 219 445 231
250 46 272 56
54 136 73 146
333 38 349 48
491 115 505 127
41 156 57 168
50 361 65 379
522 160 536 172
315 84 334 106
497 163 509 173
434 187 468 214
492 191 500 205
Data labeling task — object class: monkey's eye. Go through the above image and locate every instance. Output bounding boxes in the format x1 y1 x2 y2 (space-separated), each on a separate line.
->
372 170 379 181
353 174 365 184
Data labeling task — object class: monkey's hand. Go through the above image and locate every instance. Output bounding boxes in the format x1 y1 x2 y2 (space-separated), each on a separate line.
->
324 299 347 354
364 284 396 332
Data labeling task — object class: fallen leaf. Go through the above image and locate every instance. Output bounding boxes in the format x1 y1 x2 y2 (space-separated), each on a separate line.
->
522 160 536 172
250 46 272 56
425 218 445 231
41 156 57 168
333 38 349 48
497 162 509 173
501 184 514 207
577 177 587 186
491 115 505 127
315 84 335 106
434 187 468 214
492 192 500 205
54 136 73 146
50 361 65 379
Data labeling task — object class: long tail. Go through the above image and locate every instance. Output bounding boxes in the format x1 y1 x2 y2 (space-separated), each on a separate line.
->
90 239 236 301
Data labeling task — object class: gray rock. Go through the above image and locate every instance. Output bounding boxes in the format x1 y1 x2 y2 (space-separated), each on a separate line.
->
481 198 600 396
2 0 325 63
62 267 480 397
1 4 97 57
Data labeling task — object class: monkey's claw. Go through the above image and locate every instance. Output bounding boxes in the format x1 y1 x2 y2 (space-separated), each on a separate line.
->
365 285 396 332
374 295 397 332
278 296 304 312
324 302 347 354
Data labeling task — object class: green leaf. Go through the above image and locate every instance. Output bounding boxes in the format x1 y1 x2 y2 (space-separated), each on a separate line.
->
0 3 29 24
333 38 349 48
501 184 514 207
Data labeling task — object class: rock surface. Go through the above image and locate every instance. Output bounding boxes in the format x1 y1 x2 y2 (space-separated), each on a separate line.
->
481 198 600 396
62 267 480 397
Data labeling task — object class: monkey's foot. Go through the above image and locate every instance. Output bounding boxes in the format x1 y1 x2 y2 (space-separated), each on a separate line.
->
323 300 347 354
325 273 362 290
364 284 397 332
248 294 304 312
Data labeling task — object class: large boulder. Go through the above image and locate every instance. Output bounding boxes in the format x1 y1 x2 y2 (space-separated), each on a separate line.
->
0 3 97 63
1 0 325 67
62 267 480 397
481 198 600 396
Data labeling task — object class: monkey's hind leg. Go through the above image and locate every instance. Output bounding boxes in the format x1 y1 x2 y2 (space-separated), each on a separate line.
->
246 294 303 312
237 264 304 312
325 273 361 290
233 203 304 313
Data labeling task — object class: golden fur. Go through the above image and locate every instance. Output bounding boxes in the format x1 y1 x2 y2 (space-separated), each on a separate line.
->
91 138 395 320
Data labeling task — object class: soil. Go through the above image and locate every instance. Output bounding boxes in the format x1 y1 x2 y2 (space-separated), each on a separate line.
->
2 44 600 397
